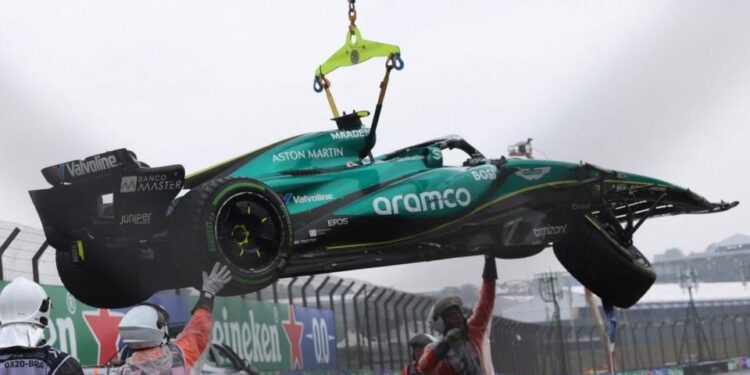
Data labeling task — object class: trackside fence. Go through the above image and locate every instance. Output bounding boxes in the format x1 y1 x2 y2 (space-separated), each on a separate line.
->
3 224 750 374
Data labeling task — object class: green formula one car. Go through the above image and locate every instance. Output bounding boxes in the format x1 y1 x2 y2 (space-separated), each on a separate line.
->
29 114 737 308
28 7 738 308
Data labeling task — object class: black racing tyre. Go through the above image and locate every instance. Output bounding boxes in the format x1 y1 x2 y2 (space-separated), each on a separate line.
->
56 242 152 308
169 177 293 295
553 215 656 308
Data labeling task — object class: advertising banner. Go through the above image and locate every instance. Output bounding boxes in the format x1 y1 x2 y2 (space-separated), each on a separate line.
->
208 296 337 371
294 305 337 370
0 280 337 371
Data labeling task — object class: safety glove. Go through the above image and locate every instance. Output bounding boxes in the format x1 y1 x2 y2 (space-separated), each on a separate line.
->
202 263 233 296
444 327 463 343
194 262 233 312
434 328 464 359
482 255 497 280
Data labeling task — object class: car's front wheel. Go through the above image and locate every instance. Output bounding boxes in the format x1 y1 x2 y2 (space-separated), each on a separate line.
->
553 215 656 308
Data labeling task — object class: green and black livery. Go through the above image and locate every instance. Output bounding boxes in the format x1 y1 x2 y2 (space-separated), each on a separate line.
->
29 120 737 309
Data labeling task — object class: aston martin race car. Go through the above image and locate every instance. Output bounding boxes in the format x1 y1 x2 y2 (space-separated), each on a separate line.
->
29 114 737 309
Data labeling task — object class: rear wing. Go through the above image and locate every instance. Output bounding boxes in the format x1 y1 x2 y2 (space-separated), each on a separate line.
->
41 149 141 186
30 149 184 246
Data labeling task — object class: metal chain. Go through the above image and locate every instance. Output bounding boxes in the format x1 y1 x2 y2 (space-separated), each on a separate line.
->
348 0 357 28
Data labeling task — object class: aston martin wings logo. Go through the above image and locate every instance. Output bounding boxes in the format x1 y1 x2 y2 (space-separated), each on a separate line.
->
515 167 551 181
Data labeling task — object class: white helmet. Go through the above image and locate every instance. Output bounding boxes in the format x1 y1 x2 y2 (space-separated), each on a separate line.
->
118 304 170 349
0 277 51 328
428 296 465 333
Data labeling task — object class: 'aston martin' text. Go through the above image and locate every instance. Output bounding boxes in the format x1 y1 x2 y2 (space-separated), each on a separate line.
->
272 148 345 162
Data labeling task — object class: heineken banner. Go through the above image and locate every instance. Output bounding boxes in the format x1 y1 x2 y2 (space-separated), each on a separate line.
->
209 296 337 371
0 281 337 371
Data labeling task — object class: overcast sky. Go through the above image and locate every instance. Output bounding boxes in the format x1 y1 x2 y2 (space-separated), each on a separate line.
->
1 1 748 293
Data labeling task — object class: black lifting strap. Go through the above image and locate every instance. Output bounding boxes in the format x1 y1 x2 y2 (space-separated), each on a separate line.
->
360 56 395 160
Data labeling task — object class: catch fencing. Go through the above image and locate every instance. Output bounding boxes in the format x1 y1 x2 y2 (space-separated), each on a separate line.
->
492 313 750 375
2 223 750 373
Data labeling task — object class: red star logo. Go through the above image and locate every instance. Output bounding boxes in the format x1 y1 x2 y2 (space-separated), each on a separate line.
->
282 306 304 369
83 309 124 365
